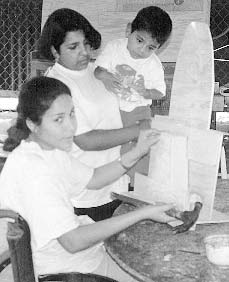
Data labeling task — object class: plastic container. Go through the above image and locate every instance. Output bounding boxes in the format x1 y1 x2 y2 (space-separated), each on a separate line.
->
204 234 229 268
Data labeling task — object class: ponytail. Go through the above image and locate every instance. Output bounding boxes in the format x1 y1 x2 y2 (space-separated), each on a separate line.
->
3 76 71 152
3 117 30 152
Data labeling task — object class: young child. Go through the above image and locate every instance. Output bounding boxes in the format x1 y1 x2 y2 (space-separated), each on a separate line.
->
94 6 172 186
95 5 172 125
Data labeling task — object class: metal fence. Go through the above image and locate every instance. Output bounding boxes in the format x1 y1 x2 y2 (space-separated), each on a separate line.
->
152 0 229 117
211 0 229 86
0 0 228 95
0 0 42 96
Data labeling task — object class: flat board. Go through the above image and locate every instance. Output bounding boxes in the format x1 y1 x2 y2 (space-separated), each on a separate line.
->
129 22 225 224
146 132 189 211
169 22 214 129
135 119 224 223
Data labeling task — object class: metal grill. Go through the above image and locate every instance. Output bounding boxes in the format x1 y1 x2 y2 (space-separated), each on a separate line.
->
0 0 42 96
152 1 229 117
0 0 228 96
211 0 229 86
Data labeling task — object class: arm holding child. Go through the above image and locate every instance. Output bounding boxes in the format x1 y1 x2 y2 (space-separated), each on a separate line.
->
94 66 122 94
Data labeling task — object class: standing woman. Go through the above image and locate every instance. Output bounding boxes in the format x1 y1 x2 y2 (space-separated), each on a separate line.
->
38 8 151 221
0 76 174 282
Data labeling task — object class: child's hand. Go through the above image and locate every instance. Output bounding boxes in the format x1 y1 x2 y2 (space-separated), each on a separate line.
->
101 71 122 94
131 74 146 95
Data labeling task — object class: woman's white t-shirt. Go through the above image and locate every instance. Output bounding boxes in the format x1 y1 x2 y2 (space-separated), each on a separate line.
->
46 63 129 207
0 141 104 276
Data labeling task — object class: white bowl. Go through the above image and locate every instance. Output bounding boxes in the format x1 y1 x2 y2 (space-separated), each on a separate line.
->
204 234 229 267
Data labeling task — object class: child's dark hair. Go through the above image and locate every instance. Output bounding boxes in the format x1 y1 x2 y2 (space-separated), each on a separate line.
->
38 8 101 61
3 76 71 152
131 6 172 47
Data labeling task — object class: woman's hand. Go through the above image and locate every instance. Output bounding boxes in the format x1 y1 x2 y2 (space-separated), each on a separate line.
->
94 66 122 94
140 204 176 223
120 129 160 169
101 71 122 94
135 129 160 156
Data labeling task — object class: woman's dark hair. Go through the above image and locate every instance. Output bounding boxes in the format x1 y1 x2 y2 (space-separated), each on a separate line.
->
131 6 172 47
38 8 101 61
3 76 71 152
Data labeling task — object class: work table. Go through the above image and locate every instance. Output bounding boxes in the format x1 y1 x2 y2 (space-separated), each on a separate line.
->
105 179 229 282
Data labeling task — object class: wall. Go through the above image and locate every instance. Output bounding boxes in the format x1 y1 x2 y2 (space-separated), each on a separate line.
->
40 0 228 115
41 0 211 63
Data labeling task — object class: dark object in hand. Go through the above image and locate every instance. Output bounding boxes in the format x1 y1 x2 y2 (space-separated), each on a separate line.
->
166 202 203 234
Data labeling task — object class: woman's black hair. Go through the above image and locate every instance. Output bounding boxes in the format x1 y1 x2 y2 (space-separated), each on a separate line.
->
3 76 71 152
131 6 172 47
38 8 101 61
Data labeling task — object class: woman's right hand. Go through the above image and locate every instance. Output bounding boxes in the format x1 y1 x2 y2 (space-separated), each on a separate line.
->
101 71 122 94
120 129 160 169
140 204 176 223
135 129 160 156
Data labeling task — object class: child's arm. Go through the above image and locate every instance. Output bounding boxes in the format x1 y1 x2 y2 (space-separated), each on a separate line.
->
94 66 122 94
131 74 165 100
142 88 165 100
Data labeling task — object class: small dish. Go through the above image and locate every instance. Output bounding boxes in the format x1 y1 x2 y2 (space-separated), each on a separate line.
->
204 234 229 268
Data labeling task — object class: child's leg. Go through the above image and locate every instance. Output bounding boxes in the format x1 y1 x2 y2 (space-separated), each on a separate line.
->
120 106 151 127
120 106 151 187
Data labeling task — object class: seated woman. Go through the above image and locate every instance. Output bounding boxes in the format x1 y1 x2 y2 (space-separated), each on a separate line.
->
0 77 174 282
37 8 152 221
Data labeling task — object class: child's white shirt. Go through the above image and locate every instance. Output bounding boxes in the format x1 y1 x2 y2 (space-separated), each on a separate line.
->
95 38 166 112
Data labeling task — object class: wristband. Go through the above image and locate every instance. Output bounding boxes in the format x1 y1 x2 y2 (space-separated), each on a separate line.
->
118 156 131 170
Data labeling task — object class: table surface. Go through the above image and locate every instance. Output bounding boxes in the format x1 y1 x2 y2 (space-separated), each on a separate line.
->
105 179 229 282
